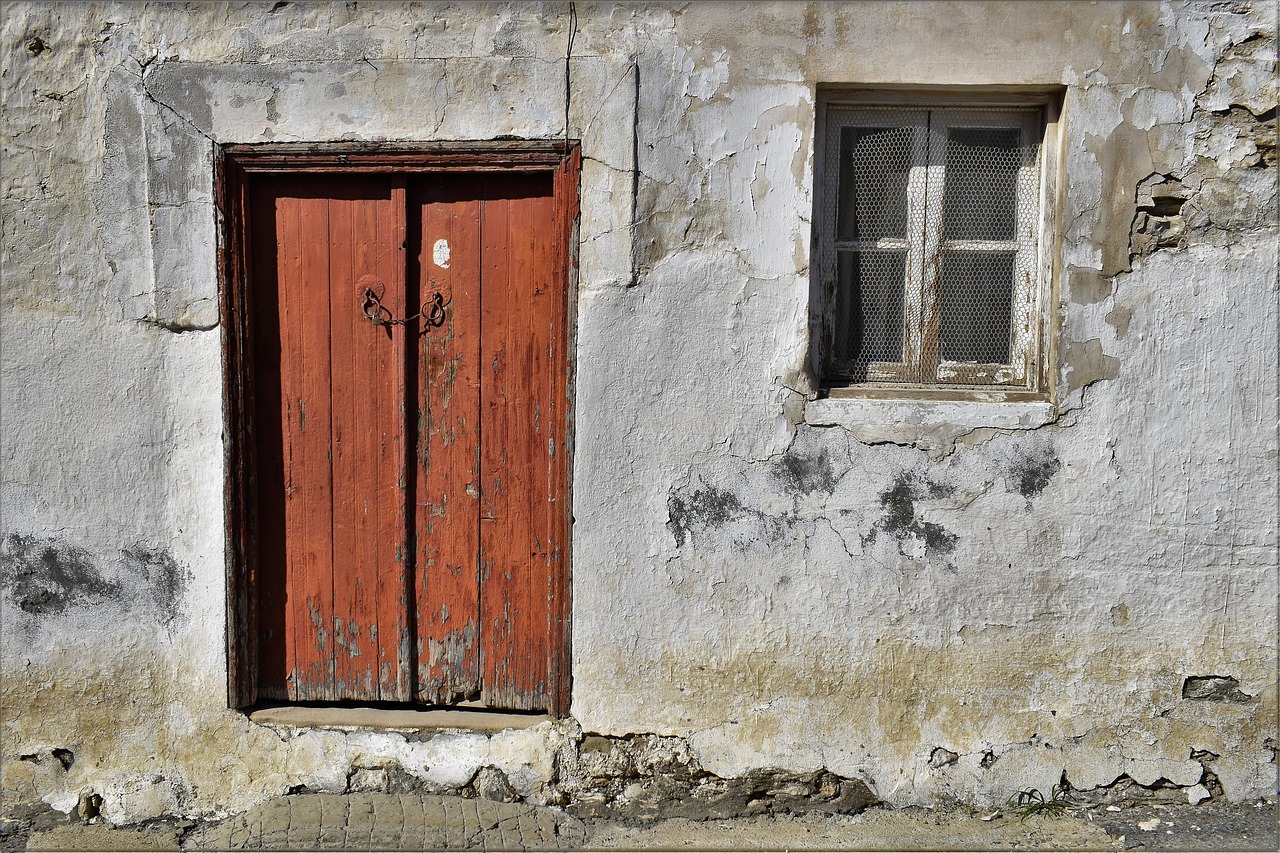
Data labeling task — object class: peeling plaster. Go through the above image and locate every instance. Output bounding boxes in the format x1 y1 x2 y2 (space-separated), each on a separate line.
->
2 0 1276 824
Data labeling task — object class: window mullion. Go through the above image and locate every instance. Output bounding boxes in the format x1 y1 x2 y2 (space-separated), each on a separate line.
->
917 112 947 384
902 121 931 383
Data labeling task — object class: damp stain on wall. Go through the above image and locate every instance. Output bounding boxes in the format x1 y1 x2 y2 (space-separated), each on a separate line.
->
1 533 189 624
667 486 747 548
862 472 958 560
1004 443 1062 500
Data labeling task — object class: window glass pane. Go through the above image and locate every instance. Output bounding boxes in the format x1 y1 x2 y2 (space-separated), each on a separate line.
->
939 251 1013 364
837 126 911 241
834 250 905 369
941 127 1021 240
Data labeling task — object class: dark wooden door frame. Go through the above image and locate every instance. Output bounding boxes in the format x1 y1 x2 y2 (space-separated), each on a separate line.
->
216 141 580 715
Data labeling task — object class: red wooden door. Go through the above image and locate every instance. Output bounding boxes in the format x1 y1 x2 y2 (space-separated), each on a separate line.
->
250 169 572 712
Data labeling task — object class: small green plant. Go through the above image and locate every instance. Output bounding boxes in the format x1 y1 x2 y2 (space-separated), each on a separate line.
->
1006 784 1070 819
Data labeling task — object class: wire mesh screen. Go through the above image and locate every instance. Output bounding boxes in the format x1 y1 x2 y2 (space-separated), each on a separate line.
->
822 106 1042 386
939 252 1014 363
833 250 905 366
836 125 913 242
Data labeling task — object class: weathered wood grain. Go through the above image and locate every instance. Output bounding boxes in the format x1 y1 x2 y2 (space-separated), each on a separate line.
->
415 178 483 704
238 151 579 713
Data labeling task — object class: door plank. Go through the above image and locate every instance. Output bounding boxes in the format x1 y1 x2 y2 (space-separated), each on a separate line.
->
415 177 484 704
522 185 559 711
278 185 337 701
477 184 512 706
548 149 580 717
479 176 557 710
327 179 411 702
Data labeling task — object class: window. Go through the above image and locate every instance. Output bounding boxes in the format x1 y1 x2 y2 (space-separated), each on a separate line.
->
813 93 1057 397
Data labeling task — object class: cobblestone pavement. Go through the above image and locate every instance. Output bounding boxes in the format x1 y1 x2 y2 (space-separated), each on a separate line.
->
184 794 587 851
5 793 1277 851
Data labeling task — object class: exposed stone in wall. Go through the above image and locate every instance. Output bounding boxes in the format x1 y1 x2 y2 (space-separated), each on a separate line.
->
562 757 878 823
1130 95 1276 264
1182 675 1257 703
15 717 1253 826
327 728 882 821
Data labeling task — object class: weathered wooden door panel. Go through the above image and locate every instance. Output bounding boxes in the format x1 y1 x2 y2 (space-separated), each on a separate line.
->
411 174 567 711
414 177 484 704
476 176 563 710
252 176 411 703
325 178 411 702
244 158 575 714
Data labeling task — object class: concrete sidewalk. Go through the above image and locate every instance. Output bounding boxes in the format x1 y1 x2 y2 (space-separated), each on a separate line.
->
11 792 1278 851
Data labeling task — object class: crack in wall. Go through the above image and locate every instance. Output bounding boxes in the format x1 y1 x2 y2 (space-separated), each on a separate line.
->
667 419 1071 565
134 66 218 146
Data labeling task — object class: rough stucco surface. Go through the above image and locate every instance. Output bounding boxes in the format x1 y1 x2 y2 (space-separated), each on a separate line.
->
1 0 1275 824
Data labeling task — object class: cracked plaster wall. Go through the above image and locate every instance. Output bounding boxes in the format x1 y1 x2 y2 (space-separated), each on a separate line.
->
1 0 1275 823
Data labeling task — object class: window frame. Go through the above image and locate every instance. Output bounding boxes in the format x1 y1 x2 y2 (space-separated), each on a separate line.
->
811 88 1062 402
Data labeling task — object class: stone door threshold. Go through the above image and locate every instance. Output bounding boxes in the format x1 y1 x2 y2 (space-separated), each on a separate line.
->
248 704 553 733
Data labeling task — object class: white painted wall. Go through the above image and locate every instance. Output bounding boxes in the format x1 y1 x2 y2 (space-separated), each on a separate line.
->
2 1 1275 822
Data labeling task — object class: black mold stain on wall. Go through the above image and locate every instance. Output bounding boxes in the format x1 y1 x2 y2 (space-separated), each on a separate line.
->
120 543 189 625
773 445 838 495
667 483 792 550
0 533 122 615
863 472 958 560
1005 443 1062 499
1 533 189 623
668 487 746 547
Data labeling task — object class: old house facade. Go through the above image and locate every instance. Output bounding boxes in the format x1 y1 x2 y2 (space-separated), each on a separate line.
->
2 0 1276 824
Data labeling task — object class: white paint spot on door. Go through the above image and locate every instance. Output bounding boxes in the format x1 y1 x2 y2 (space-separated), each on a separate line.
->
433 239 451 269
